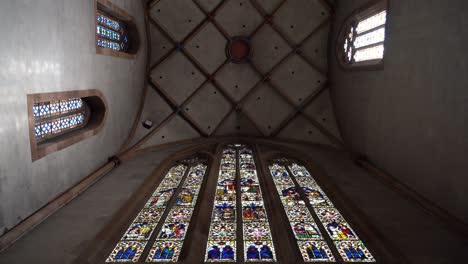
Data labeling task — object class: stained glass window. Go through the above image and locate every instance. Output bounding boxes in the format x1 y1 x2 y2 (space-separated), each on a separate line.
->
205 145 276 262
106 159 209 263
97 12 129 52
288 163 375 262
205 147 237 262
147 163 208 262
267 158 375 262
32 98 87 141
268 163 335 262
107 164 187 263
343 10 387 64
240 147 276 262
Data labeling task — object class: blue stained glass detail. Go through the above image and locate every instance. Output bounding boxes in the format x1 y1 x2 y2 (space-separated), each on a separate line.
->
34 113 85 139
97 25 120 41
98 38 121 51
98 13 120 31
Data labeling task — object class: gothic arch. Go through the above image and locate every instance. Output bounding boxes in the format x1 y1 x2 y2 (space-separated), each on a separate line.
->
75 140 402 263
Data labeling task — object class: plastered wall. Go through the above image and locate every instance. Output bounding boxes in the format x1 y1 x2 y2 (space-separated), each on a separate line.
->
330 0 468 223
0 0 147 236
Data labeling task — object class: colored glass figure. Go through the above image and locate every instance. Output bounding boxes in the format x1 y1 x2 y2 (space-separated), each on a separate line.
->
210 222 236 240
244 242 276 261
206 241 236 260
299 241 334 262
145 188 176 207
287 205 314 222
123 222 155 240
286 162 375 262
167 207 193 222
175 188 196 206
292 222 321 240
279 186 304 206
106 241 146 263
107 164 187 263
206 147 237 262
244 223 272 241
268 163 335 262
215 186 236 202
335 241 375 262
135 208 164 223
147 163 208 262
240 146 276 262
158 222 187 239
213 202 236 221
242 203 266 221
302 186 331 206
147 241 181 261
325 221 356 240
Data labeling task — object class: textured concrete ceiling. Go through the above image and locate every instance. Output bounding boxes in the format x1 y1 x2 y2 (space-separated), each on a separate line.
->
127 0 342 150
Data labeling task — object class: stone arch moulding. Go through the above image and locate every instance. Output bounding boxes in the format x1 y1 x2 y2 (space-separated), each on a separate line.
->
27 89 108 161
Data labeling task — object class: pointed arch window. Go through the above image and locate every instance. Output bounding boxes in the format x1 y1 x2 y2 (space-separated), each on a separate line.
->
106 158 209 263
268 158 375 262
92 145 388 263
339 0 388 68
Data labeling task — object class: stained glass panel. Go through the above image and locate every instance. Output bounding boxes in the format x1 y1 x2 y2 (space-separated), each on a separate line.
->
268 163 335 262
147 241 182 262
107 241 147 263
33 98 86 140
206 241 236 261
96 11 129 52
354 45 384 62
106 164 187 263
288 163 375 262
147 163 208 262
98 13 121 31
356 11 387 34
205 148 237 262
240 147 276 262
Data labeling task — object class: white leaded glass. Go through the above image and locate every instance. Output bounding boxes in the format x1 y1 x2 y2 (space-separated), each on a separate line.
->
354 27 385 49
354 45 384 62
356 11 387 34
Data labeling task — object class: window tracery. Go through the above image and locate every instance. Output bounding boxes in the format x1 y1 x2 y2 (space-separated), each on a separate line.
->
102 148 379 263
97 12 129 52
340 1 388 67
33 98 88 141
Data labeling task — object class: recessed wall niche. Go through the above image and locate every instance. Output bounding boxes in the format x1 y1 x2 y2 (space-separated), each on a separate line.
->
27 90 107 161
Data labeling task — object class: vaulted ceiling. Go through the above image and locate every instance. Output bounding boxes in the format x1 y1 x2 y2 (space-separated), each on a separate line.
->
126 0 342 151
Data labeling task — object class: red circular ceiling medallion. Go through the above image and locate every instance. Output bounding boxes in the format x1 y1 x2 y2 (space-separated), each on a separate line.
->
226 36 252 64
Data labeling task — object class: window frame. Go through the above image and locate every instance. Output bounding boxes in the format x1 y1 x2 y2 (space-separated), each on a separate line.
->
75 142 402 263
27 89 107 161
336 0 389 71
95 0 141 59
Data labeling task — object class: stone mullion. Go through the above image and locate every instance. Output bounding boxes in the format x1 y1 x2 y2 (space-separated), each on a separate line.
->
138 163 193 263
284 163 344 263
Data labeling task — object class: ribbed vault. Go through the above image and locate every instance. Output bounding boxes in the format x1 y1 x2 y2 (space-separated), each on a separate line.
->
124 0 342 152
